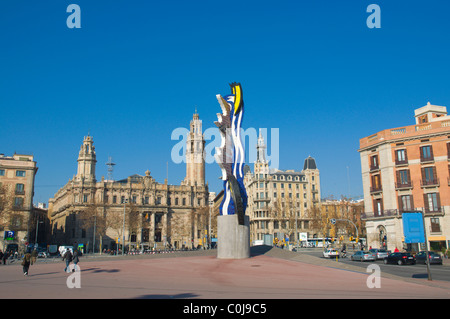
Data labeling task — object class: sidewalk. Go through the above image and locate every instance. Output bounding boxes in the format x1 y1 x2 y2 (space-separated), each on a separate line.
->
0 245 449 299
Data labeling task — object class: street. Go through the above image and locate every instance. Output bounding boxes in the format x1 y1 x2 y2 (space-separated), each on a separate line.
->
302 248 450 282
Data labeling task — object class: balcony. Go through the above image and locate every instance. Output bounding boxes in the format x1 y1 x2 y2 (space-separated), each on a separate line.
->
395 159 408 166
395 181 413 190
420 156 434 164
370 186 382 194
420 178 440 188
362 209 399 220
369 164 379 172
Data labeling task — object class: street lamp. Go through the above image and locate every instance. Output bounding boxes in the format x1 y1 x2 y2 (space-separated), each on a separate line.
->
122 198 128 256
35 218 44 246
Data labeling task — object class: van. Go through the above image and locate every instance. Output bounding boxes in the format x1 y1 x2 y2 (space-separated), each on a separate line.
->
58 246 73 256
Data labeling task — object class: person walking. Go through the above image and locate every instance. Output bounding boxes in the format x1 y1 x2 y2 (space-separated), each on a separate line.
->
63 249 73 273
22 251 32 276
31 248 38 264
72 249 80 272
1 251 8 265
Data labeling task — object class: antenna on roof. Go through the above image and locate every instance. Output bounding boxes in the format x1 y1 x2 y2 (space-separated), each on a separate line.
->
106 156 116 181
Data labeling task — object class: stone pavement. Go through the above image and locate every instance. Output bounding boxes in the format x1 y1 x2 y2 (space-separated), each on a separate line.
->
0 246 449 299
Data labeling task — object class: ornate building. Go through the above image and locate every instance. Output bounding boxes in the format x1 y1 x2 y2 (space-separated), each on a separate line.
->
243 130 321 244
359 102 450 252
0 154 40 251
48 112 209 252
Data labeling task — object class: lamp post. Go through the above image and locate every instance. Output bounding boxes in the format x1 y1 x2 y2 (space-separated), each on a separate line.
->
122 198 128 256
35 218 43 245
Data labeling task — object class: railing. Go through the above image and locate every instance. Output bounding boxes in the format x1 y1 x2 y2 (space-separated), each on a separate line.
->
370 186 382 194
360 119 450 149
395 159 408 166
362 207 446 220
420 156 434 163
395 181 413 189
420 178 439 187
361 209 399 219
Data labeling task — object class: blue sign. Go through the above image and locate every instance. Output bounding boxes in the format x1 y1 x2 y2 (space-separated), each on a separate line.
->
4 231 15 240
402 212 425 243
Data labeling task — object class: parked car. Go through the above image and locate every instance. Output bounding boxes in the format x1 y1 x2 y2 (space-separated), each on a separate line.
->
384 252 415 265
369 248 389 260
323 248 339 258
351 251 376 262
415 251 443 265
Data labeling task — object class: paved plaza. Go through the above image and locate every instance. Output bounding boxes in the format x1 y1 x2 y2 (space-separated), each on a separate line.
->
0 247 449 299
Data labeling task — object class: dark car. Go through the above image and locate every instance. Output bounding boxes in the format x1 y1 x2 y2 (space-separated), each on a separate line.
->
415 251 443 265
384 252 415 265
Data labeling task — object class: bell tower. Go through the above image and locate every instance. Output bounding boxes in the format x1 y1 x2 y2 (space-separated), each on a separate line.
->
184 112 205 186
76 135 97 182
255 129 269 176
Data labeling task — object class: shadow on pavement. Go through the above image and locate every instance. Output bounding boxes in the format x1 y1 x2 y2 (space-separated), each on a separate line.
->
250 245 273 257
135 292 198 299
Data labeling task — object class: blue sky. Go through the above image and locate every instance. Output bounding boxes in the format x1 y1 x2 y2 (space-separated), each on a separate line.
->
1 0 450 205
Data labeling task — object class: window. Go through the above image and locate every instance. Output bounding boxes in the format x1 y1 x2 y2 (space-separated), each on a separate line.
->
420 145 433 162
396 170 410 188
83 194 88 203
182 198 186 206
16 170 26 177
395 149 407 164
430 218 441 233
371 174 381 192
15 183 25 194
370 155 379 170
113 195 117 204
14 197 24 208
424 193 440 213
421 166 437 186
373 199 383 216
398 195 413 212
0 169 4 176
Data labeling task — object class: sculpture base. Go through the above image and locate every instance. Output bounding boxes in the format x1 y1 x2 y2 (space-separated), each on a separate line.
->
217 214 250 259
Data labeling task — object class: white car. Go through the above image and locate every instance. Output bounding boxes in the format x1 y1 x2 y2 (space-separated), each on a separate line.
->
323 248 339 258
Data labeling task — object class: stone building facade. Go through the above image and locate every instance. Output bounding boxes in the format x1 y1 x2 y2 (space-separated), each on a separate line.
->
359 102 450 252
48 113 209 252
0 154 39 251
243 130 321 244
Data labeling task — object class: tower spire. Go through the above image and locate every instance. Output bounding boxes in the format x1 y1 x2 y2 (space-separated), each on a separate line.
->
76 135 97 182
184 112 205 186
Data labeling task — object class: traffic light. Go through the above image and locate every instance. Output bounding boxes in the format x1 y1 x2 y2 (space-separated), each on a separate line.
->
349 236 353 241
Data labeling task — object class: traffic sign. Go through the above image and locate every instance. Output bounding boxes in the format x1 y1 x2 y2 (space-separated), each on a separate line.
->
330 218 336 225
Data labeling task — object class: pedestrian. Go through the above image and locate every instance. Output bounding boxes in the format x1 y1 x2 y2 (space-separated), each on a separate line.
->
63 249 73 273
2 251 8 265
31 248 38 264
22 250 32 276
72 249 80 272
394 247 399 252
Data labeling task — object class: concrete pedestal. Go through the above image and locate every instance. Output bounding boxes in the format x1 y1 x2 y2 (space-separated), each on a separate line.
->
217 214 250 259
